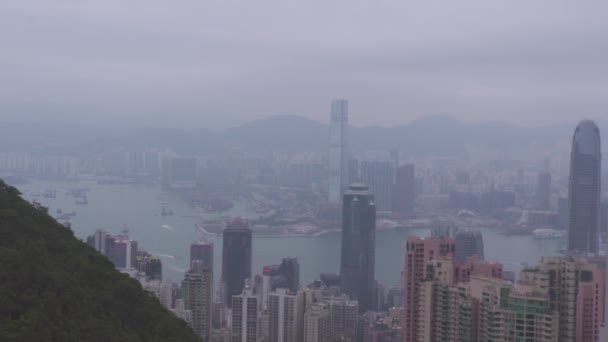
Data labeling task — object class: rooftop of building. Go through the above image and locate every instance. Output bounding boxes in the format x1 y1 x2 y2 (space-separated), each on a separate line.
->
346 182 370 193
225 217 250 230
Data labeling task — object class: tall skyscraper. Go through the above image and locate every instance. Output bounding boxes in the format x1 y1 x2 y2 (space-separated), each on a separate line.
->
328 99 349 205
403 235 454 342
232 283 260 342
568 120 602 254
340 183 376 313
360 161 394 216
392 164 415 217
268 288 298 342
222 218 252 306
190 239 213 272
182 262 213 341
537 171 551 210
454 228 484 262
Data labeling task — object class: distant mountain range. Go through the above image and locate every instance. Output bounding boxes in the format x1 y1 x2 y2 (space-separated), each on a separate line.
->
0 115 606 158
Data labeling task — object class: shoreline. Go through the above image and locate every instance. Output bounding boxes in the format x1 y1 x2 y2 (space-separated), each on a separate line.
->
195 222 422 238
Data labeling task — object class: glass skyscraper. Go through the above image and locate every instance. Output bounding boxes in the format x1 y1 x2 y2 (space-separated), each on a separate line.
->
221 218 252 306
567 120 601 254
340 183 376 313
328 99 349 204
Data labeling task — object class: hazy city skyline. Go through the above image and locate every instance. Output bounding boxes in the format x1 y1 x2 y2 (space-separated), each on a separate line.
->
2 1 608 128
2 1 608 341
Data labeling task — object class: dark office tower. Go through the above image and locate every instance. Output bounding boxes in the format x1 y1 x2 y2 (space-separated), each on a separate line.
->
568 120 602 254
145 257 162 281
262 257 300 294
190 239 213 272
221 218 252 306
360 161 393 216
279 257 300 293
454 229 485 262
340 183 376 313
392 164 415 217
537 172 551 210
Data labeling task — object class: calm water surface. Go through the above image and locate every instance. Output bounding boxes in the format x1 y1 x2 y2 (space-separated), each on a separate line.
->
16 179 562 287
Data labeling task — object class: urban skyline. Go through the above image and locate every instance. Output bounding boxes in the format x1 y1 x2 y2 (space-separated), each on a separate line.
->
3 1 608 341
5 110 608 341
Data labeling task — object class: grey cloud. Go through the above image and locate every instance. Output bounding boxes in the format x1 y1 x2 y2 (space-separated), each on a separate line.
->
1 0 607 128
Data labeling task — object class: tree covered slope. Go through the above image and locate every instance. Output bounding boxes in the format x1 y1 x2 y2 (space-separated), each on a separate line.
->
0 181 200 341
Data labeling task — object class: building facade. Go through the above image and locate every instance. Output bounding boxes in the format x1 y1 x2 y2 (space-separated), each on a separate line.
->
328 99 349 205
222 218 252 306
191 239 214 272
454 228 485 262
418 257 558 342
268 288 298 342
360 161 394 216
231 285 260 342
530 255 606 342
303 302 330 342
326 295 359 342
567 120 602 254
402 236 455 342
86 229 115 260
340 183 376 313
392 164 415 217
112 235 138 269
182 267 213 341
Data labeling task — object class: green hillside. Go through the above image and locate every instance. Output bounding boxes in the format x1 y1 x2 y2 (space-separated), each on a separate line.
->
0 180 200 342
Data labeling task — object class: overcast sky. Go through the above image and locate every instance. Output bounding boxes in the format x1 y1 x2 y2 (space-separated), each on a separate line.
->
2 1 607 128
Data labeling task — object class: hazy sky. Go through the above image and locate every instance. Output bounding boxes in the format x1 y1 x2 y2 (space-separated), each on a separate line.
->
2 1 607 128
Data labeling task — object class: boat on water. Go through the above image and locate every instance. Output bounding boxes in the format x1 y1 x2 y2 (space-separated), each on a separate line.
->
532 228 566 239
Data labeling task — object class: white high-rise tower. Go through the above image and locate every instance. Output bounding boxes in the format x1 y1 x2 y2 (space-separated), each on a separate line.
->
328 99 349 204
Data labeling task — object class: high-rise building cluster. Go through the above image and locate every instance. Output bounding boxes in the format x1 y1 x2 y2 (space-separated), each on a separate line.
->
402 234 606 342
86 229 138 270
78 118 607 342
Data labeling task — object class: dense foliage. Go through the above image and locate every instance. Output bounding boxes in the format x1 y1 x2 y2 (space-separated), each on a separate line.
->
0 180 200 341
